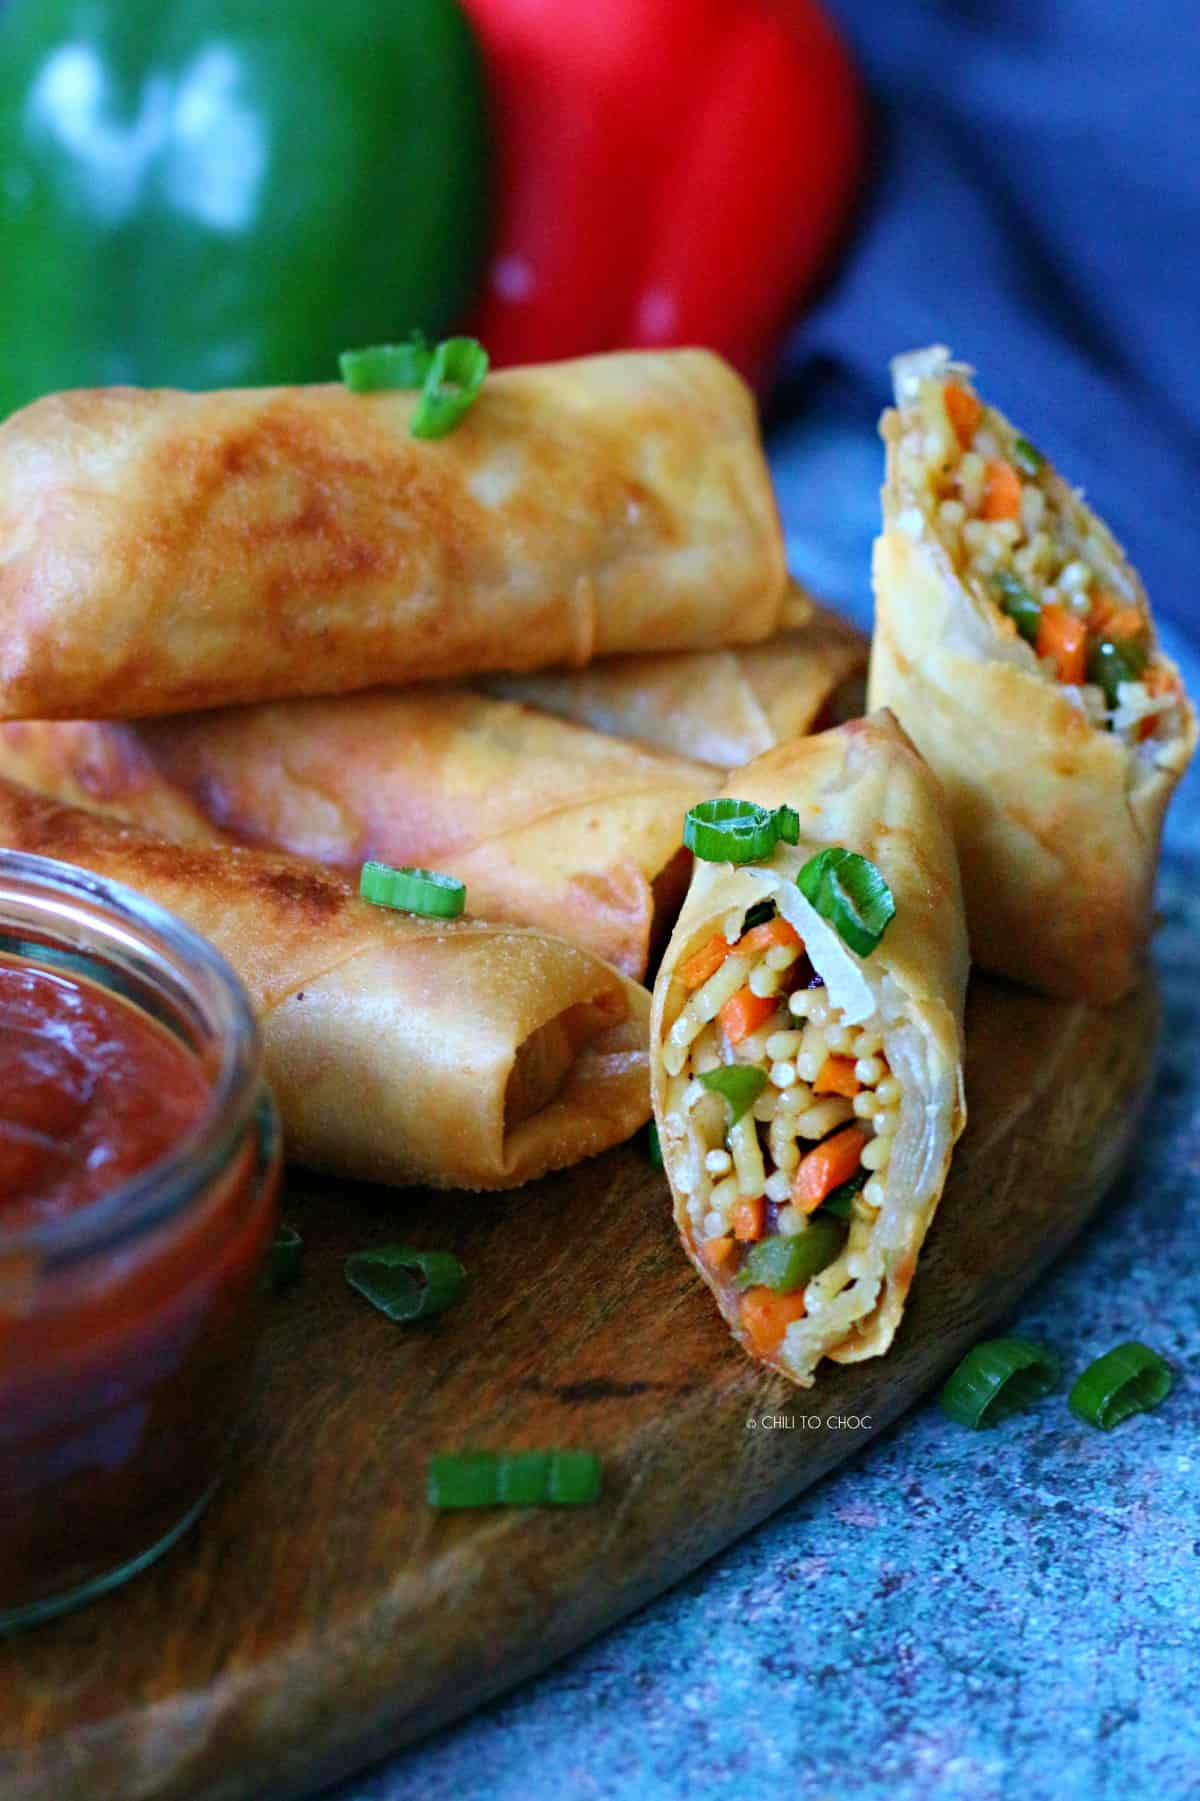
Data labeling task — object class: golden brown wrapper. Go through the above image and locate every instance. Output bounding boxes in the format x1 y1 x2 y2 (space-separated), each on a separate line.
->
0 351 785 720
0 778 651 1190
0 693 713 981
484 587 867 768
870 356 1196 1004
651 713 967 1386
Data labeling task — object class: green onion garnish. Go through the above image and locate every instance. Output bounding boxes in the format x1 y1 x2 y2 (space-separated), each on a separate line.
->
359 861 466 919
345 1244 466 1322
644 1119 664 1168
940 1337 1060 1428
683 798 798 865
427 1449 602 1509
1087 636 1148 707
992 571 1042 643
1012 435 1045 477
735 1215 846 1291
698 1065 768 1124
339 331 433 393
269 1223 304 1290
820 1168 868 1219
1068 1342 1171 1430
409 336 489 439
796 847 895 958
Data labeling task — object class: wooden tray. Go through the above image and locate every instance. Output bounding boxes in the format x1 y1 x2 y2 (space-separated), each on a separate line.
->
0 974 1158 1801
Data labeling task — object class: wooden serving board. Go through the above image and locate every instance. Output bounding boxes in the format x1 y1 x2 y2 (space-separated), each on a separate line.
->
0 974 1159 1801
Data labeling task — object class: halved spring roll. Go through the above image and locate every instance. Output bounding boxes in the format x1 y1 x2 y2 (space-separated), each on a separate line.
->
0 690 714 980
0 350 786 720
0 778 651 1190
485 584 867 768
871 346 1196 1004
652 712 967 1386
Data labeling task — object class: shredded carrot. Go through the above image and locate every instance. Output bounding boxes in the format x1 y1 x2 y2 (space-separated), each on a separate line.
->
791 1124 868 1214
740 1286 808 1358
1145 664 1178 697
1036 603 1087 685
1089 588 1122 633
1100 605 1144 642
734 916 802 960
981 459 1022 521
813 1055 861 1098
732 1196 765 1242
943 381 982 448
702 1234 735 1269
719 985 777 1044
679 933 730 991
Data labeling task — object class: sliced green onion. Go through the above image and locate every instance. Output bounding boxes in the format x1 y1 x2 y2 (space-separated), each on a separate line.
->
360 861 466 919
1087 636 1149 707
1012 435 1045 477
644 1119 663 1168
940 1337 1060 1428
339 332 433 393
427 1449 602 1509
345 1244 466 1322
993 571 1041 643
1068 1342 1171 1431
796 848 895 958
740 900 777 934
699 1065 768 1124
409 336 489 439
820 1168 867 1219
684 798 780 864
269 1223 304 1290
773 805 800 846
735 1216 846 1292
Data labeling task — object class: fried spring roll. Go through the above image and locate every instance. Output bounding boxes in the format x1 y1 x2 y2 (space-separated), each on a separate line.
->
0 779 651 1190
485 586 867 768
0 351 786 720
870 346 1196 1004
651 713 967 1386
0 692 714 980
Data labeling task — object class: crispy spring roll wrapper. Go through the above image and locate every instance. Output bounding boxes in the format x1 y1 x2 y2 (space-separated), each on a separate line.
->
0 693 714 979
0 778 651 1190
484 588 868 768
870 346 1196 1004
651 713 967 1387
0 351 786 721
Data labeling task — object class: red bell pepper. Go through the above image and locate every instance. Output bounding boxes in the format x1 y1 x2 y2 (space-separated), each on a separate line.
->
461 0 867 384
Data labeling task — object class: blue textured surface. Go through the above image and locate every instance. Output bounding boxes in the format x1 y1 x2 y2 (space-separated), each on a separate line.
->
329 3 1200 1790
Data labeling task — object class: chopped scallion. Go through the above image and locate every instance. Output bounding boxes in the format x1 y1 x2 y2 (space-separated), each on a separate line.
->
1068 1342 1171 1430
1012 435 1045 477
345 1244 466 1322
339 332 433 393
796 847 895 958
427 1449 602 1509
360 861 466 919
820 1168 867 1219
409 335 489 439
1087 637 1148 707
940 1337 1060 1428
683 798 781 864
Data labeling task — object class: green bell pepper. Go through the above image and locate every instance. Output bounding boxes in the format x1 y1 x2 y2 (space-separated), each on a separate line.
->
0 0 489 414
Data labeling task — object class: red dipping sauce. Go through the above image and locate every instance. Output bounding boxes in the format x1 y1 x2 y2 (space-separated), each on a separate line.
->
0 964 211 1225
0 854 279 1631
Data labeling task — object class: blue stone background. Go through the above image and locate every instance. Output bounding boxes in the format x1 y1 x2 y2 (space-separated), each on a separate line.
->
332 3 1200 1794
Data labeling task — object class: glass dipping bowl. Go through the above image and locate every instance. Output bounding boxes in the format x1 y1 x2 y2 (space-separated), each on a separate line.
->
0 851 280 1632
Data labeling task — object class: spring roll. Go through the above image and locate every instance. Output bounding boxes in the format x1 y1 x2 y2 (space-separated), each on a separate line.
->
485 587 868 767
0 351 786 721
0 694 713 980
652 712 967 1386
0 778 651 1190
870 346 1196 1004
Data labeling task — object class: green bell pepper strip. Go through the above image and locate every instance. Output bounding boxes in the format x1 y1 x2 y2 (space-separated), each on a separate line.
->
0 0 489 415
